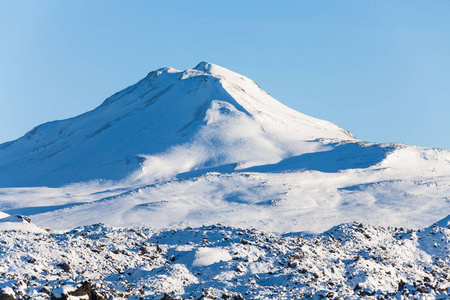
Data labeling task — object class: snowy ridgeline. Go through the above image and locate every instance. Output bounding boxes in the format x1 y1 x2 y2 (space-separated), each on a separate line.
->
0 217 449 300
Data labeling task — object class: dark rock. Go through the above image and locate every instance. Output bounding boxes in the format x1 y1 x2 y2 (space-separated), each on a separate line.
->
417 285 428 293
15 215 31 223
139 246 147 255
0 290 16 300
56 262 71 273
161 294 175 300
398 280 406 291
69 281 93 297
51 281 105 300
25 256 36 264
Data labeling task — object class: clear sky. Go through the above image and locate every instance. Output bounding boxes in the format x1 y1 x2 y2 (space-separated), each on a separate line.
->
1 1 450 149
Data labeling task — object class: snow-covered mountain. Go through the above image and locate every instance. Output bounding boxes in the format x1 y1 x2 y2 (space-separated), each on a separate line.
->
1 62 450 299
0 62 354 188
0 62 449 233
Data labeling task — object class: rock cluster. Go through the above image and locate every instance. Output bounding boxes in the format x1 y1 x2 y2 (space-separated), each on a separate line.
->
0 221 448 299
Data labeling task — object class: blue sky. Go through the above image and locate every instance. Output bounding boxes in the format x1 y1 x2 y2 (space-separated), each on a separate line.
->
1 1 450 148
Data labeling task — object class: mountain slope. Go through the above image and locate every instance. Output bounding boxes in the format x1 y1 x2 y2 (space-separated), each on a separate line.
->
0 62 354 188
0 62 449 234
1 62 450 300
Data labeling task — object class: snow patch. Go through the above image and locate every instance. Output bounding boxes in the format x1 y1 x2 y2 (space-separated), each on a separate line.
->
192 247 232 267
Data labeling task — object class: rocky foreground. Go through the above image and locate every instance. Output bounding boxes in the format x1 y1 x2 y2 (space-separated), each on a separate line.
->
0 216 449 300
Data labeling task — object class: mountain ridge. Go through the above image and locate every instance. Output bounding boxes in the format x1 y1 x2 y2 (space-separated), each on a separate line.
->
0 62 355 187
0 62 449 234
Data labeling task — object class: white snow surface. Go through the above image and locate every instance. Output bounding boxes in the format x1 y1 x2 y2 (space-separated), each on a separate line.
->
0 61 353 187
0 62 450 299
0 62 449 234
0 221 448 299
192 247 232 267
0 214 46 233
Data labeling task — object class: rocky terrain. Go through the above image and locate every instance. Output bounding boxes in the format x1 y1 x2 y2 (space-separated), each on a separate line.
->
0 215 448 299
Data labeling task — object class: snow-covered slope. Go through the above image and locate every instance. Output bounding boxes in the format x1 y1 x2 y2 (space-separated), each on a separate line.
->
0 62 353 188
0 62 449 234
0 220 448 299
1 62 450 299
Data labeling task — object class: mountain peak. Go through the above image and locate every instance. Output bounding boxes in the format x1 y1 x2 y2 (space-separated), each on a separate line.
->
194 61 213 72
0 62 355 187
193 61 240 78
193 61 225 74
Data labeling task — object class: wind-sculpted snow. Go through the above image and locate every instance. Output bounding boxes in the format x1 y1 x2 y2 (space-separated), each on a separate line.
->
0 62 449 233
0 165 445 233
241 142 393 173
0 218 448 299
0 62 354 188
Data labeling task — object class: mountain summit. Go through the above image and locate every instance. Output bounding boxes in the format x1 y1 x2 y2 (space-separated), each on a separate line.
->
0 62 354 187
0 62 449 233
